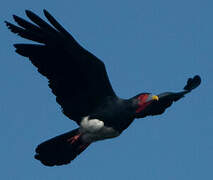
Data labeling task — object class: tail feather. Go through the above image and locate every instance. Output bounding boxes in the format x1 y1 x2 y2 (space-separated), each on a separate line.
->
184 75 201 91
35 128 90 166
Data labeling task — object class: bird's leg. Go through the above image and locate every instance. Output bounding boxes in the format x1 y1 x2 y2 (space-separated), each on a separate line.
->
67 133 81 144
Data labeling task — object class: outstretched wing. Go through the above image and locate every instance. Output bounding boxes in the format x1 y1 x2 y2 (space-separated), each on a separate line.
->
144 75 201 116
5 10 116 124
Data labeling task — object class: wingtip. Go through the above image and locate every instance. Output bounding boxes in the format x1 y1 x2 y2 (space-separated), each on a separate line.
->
12 14 20 23
4 21 10 30
43 9 48 16
4 20 9 25
4 21 12 29
184 75 201 91
13 44 18 48
192 75 201 87
43 9 48 13
25 9 30 14
12 14 17 19
25 9 34 17
43 9 51 18
5 14 16 25
194 75 201 82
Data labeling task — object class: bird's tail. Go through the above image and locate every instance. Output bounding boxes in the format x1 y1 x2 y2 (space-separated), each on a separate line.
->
34 128 90 166
184 75 201 91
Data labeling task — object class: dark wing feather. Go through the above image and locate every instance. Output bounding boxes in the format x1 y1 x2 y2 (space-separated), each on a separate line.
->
144 91 186 116
5 10 116 124
143 75 201 117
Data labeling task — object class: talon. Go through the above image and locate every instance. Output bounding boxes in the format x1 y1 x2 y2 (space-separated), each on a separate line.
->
67 134 81 144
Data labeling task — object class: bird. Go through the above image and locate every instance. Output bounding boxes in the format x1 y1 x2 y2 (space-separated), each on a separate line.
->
5 9 201 166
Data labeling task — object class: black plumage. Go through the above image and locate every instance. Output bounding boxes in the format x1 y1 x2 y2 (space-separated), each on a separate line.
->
6 10 115 124
5 10 201 166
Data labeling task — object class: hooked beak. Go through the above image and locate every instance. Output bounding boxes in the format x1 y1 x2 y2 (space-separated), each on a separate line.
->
152 95 159 101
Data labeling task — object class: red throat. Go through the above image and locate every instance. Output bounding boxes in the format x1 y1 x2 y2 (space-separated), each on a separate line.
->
136 94 151 113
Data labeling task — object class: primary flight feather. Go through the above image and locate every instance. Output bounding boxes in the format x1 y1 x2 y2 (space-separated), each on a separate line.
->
5 10 201 166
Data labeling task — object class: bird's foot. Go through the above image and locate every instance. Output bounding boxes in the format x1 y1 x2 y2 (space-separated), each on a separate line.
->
67 134 81 144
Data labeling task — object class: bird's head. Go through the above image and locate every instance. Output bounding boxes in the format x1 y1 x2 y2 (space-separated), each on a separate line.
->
133 93 159 118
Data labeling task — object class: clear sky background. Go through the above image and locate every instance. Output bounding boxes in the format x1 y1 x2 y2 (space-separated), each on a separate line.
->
1 0 213 180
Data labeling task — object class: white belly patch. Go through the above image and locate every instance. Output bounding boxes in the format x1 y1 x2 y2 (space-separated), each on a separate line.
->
80 116 120 143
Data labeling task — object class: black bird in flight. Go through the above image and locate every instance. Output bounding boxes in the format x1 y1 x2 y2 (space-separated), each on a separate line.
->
5 10 201 166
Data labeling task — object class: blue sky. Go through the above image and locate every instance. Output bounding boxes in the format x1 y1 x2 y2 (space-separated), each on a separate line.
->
1 0 213 179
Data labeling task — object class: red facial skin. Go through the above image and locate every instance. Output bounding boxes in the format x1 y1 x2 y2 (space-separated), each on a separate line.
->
136 94 152 113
